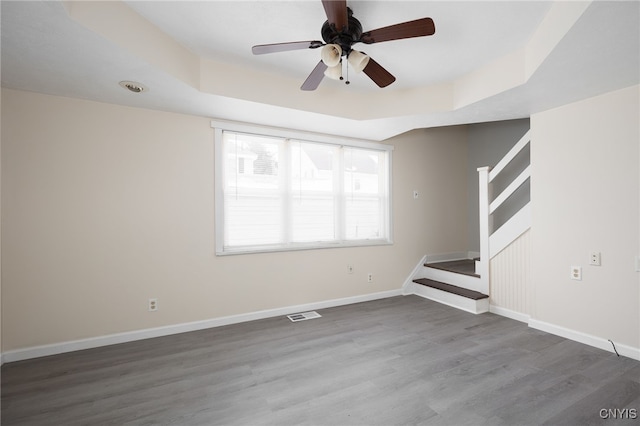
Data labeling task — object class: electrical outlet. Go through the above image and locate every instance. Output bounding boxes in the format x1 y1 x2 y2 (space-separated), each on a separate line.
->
367 273 373 283
148 298 158 312
589 251 601 266
347 265 354 274
570 266 582 281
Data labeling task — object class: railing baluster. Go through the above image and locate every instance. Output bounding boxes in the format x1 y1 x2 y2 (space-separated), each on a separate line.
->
489 130 531 182
489 165 531 214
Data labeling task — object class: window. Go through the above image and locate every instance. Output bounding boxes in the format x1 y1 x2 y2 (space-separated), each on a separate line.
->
213 121 393 255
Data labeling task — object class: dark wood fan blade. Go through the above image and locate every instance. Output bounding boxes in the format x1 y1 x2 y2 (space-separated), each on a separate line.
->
252 40 324 55
360 17 435 44
362 58 396 88
321 0 348 31
301 60 328 91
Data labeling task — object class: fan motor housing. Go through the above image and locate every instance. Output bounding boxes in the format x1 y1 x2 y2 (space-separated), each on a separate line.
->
320 8 363 56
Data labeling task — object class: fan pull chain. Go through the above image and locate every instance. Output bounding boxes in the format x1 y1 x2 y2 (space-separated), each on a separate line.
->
345 59 350 85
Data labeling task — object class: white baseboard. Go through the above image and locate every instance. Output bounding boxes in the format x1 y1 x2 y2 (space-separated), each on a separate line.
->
488 306 639 361
489 304 530 323
467 251 480 260
1 289 402 363
423 251 479 263
528 319 640 361
424 252 469 263
6 286 637 364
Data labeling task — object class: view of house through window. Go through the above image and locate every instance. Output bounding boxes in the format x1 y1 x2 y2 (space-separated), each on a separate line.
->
216 129 392 254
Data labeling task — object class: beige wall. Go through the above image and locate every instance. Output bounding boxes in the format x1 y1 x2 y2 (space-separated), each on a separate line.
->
531 85 640 348
1 89 469 351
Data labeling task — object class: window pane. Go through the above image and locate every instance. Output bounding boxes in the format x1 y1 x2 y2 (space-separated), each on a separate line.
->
225 193 281 246
291 194 335 242
345 196 385 240
223 132 283 247
344 148 381 194
291 142 335 192
290 141 337 242
344 148 386 240
216 128 391 254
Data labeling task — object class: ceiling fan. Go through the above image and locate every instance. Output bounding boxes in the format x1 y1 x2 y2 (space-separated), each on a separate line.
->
252 0 436 91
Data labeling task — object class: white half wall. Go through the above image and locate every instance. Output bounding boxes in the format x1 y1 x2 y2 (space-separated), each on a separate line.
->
531 84 640 351
490 229 531 316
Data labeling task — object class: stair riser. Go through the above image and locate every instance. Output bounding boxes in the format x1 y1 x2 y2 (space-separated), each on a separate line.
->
421 266 483 293
408 283 489 314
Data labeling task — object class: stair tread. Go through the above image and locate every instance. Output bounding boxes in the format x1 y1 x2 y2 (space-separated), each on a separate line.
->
425 259 480 277
413 278 488 300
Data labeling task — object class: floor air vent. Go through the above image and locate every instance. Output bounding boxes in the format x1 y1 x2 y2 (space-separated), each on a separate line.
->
287 311 322 322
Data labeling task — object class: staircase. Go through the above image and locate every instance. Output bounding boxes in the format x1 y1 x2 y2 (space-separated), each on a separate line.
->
404 257 489 314
403 129 531 315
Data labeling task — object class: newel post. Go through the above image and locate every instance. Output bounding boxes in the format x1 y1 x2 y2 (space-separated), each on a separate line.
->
477 166 492 296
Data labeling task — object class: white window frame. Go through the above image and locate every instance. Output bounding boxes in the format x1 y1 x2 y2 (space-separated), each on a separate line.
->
212 120 394 256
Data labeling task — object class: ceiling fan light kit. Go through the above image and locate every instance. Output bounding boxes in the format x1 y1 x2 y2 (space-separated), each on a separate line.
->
347 50 369 73
320 44 342 67
252 0 435 91
324 63 343 80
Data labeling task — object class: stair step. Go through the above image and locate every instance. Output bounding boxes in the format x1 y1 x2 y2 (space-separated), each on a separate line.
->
425 259 480 278
413 278 488 300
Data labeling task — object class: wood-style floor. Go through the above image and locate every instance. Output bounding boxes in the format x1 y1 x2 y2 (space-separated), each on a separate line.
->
2 296 639 425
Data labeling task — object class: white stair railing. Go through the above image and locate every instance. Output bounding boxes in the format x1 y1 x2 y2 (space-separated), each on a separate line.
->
478 130 531 295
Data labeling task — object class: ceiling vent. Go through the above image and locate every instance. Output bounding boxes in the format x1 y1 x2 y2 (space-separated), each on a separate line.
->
287 311 322 322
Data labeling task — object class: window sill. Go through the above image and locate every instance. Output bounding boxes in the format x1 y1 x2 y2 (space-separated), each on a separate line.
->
215 239 393 256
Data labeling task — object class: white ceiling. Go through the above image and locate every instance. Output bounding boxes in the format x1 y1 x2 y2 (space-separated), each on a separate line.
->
1 1 639 141
125 0 550 90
